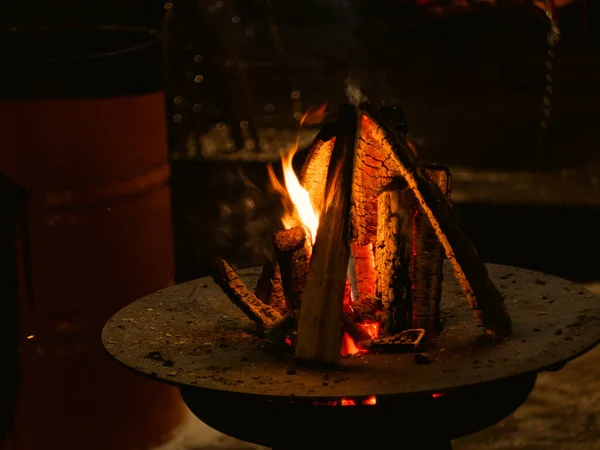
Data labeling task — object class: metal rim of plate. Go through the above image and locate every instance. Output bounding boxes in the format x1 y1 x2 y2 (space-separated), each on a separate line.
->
102 263 600 400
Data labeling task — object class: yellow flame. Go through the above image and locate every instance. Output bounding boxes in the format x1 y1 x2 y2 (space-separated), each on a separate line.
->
267 105 328 245
280 148 319 244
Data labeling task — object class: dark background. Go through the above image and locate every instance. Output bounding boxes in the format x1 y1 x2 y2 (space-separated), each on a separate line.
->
3 0 600 282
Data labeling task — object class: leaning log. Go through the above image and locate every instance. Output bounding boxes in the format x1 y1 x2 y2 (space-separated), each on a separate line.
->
361 103 511 338
300 125 337 213
212 258 283 334
295 105 358 364
408 165 452 336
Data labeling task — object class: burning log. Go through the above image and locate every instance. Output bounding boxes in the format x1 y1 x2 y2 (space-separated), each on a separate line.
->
350 242 376 298
254 257 287 313
408 165 452 335
350 295 381 322
299 127 336 214
295 105 358 364
342 315 371 349
212 258 284 334
361 103 511 338
365 329 426 353
375 187 412 335
272 226 311 313
351 113 404 247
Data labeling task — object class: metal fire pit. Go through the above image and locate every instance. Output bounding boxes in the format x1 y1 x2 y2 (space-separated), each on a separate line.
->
103 263 600 449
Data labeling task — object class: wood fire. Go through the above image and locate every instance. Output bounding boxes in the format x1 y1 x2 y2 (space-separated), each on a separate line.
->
211 101 511 365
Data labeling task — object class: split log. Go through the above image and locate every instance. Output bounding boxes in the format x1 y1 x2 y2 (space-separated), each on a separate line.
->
375 188 412 334
272 226 311 312
254 257 287 313
361 103 511 338
300 125 337 213
350 112 404 246
295 104 358 364
350 242 376 298
212 258 283 334
408 165 452 335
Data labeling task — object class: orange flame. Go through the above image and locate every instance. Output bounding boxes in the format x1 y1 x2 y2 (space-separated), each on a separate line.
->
267 105 328 244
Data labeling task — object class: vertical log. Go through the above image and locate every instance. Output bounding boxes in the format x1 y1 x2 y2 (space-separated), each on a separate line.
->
375 188 412 335
361 104 512 339
351 242 376 299
408 165 452 336
272 226 311 313
295 105 358 364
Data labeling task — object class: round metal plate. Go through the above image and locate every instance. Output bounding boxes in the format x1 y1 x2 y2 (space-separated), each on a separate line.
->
102 263 600 399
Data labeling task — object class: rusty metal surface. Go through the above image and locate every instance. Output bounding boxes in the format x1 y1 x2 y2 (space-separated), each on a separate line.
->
103 263 600 399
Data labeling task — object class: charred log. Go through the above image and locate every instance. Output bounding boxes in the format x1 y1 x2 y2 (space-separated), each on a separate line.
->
361 103 512 339
350 242 376 298
408 165 452 336
300 126 336 213
342 315 371 348
212 258 283 335
375 188 412 334
349 295 381 322
295 105 358 364
364 329 426 353
272 226 311 313
254 257 287 314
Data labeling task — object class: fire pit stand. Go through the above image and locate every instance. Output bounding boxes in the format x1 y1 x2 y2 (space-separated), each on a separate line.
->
103 263 600 450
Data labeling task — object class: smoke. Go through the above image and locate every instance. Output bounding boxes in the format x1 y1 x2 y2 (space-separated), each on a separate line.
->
345 81 368 106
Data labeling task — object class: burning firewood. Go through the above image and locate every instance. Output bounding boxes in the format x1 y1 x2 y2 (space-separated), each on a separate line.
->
253 257 286 313
350 242 376 298
364 329 426 353
212 258 283 334
272 226 311 313
375 188 412 335
361 103 512 339
408 165 452 336
299 126 336 214
295 105 358 364
351 114 404 246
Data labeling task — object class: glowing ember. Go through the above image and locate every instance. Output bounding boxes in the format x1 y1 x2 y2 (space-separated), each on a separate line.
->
432 392 447 399
311 396 377 407
362 396 377 405
340 331 364 357
361 321 380 339
267 105 328 244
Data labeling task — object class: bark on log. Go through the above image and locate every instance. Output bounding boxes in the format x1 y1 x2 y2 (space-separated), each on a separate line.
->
375 189 412 334
408 165 452 336
350 295 382 322
360 103 511 338
272 226 311 312
351 116 404 246
300 126 336 214
295 105 358 364
254 257 287 313
212 258 284 334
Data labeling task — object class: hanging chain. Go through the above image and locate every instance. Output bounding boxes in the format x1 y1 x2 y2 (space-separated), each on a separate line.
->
538 0 561 165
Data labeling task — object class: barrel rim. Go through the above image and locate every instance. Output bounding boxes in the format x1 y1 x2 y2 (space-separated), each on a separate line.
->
0 25 161 67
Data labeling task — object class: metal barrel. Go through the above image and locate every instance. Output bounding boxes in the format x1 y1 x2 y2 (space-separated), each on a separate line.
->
0 26 186 450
